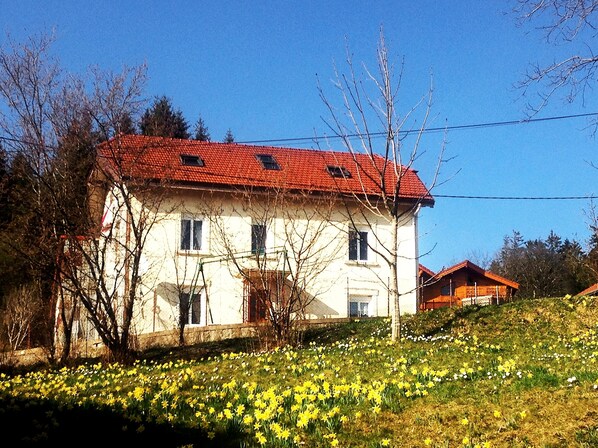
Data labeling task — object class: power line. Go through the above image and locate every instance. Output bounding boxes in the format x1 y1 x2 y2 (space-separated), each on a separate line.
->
238 112 598 145
435 194 597 201
1 111 597 151
1 112 597 202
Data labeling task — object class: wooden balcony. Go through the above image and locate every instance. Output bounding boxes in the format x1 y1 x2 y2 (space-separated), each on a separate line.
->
419 285 513 311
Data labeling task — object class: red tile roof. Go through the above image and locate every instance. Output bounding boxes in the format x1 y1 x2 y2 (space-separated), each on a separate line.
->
576 282 598 296
97 134 434 204
418 264 436 277
423 260 519 289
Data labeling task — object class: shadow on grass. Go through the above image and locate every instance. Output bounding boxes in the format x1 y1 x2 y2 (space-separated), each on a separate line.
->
138 336 262 364
404 304 486 338
0 395 247 447
302 318 389 345
140 318 390 362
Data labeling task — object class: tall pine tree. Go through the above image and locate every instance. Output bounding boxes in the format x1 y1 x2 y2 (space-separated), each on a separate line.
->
193 115 211 141
223 128 235 143
140 95 190 139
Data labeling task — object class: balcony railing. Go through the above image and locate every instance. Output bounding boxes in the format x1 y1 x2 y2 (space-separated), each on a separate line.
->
420 285 513 311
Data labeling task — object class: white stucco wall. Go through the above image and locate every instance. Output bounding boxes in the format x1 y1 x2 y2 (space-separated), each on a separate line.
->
99 187 422 335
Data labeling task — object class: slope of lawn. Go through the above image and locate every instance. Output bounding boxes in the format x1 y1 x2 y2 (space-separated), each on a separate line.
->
1 295 597 447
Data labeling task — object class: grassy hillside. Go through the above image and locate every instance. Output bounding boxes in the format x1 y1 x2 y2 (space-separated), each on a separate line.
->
1 296 597 447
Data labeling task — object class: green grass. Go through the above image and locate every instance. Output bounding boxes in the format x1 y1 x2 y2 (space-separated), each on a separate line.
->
1 296 598 447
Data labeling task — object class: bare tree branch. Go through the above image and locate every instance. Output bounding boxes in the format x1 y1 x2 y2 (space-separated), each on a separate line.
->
513 0 598 127
317 28 444 341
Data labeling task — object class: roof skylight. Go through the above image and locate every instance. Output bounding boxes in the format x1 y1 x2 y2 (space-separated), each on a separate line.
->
180 154 204 167
256 154 281 170
326 165 351 178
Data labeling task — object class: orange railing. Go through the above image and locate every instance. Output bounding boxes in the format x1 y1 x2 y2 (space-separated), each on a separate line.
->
420 285 512 311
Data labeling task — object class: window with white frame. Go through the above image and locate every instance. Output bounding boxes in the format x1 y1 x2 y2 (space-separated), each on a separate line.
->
180 217 203 251
348 229 368 261
179 292 201 325
251 222 267 255
349 297 371 317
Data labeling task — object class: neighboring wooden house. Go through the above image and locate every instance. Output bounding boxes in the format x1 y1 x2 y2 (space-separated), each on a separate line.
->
418 260 518 310
56 134 434 342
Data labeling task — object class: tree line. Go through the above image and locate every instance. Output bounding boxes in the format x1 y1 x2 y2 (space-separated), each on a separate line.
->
489 230 598 299
138 95 236 143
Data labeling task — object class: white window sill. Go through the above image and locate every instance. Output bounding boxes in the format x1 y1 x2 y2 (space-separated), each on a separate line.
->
178 250 211 257
346 260 380 268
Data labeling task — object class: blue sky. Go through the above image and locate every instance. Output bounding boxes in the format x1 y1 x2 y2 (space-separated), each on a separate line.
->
2 1 597 272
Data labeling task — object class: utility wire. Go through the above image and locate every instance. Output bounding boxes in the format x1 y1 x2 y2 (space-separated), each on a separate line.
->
1 111 597 151
238 112 598 145
434 194 597 200
1 112 598 202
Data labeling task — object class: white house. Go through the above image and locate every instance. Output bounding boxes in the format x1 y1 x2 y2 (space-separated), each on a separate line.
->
59 134 434 343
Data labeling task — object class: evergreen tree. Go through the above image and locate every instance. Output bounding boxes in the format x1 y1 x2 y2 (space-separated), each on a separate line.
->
140 95 190 139
53 115 97 234
490 231 524 281
193 116 211 141
490 230 593 298
223 128 235 143
561 238 593 293
115 112 137 136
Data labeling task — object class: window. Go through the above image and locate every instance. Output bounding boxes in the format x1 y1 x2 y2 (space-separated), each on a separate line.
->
180 292 201 325
327 165 351 178
181 218 202 250
440 284 452 296
180 154 204 167
349 300 369 317
349 230 368 261
251 223 267 255
256 154 280 170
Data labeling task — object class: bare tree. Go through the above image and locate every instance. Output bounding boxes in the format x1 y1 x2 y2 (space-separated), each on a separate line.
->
0 30 161 363
0 31 74 361
56 132 174 363
464 249 493 270
39 73 143 364
513 0 598 122
318 30 445 341
1 283 42 351
205 187 342 347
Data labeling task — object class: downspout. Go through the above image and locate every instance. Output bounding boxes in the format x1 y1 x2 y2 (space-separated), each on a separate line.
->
413 204 421 312
152 289 157 332
347 276 350 317
124 210 132 326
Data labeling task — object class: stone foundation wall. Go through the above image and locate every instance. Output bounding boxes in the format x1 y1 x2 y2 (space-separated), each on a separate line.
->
3 318 353 367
